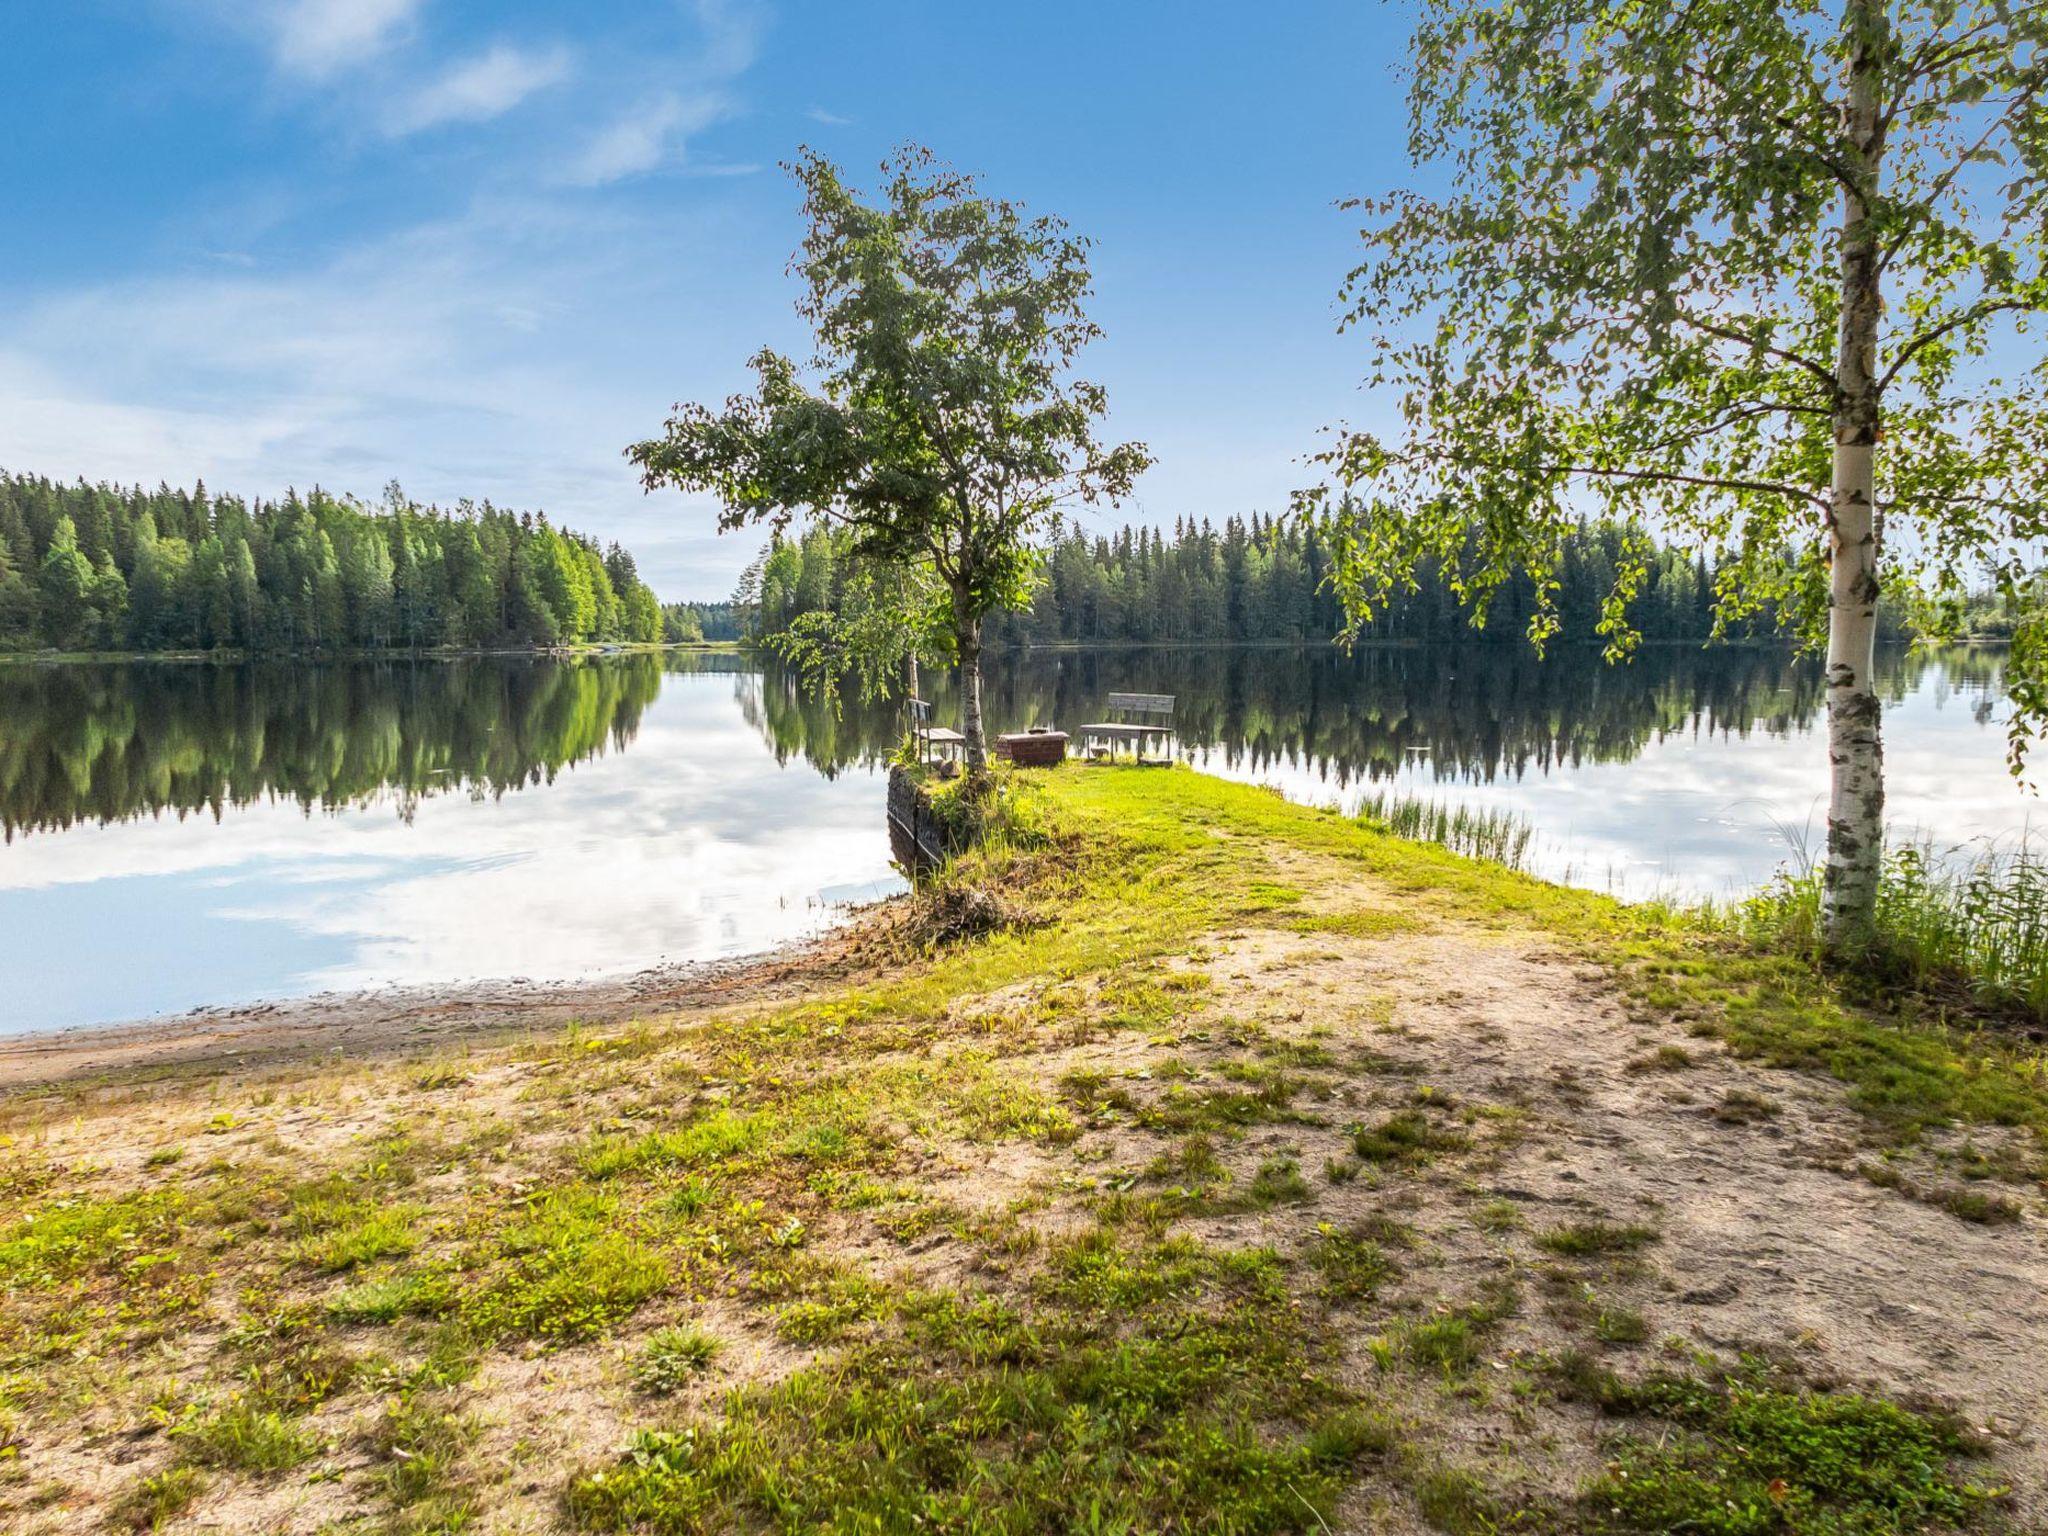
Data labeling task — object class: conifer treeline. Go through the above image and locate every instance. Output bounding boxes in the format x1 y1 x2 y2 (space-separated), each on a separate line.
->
745 515 1913 648
0 473 666 653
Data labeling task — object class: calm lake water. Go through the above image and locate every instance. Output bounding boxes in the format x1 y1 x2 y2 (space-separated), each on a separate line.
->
1 644 2034 1033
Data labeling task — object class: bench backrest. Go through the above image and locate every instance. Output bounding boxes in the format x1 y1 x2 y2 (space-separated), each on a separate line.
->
1107 691 1174 720
908 697 932 725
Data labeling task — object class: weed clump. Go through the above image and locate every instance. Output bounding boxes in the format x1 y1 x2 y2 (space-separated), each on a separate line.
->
1351 1110 1468 1165
633 1325 722 1394
1568 1357 1999 1534
1536 1220 1659 1259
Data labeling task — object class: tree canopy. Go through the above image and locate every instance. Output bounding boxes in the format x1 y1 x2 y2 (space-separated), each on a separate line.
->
0 473 667 654
1308 0 2047 946
630 145 1149 767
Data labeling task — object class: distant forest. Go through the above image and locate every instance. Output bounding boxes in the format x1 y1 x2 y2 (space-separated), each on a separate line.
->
741 514 1924 650
0 473 669 654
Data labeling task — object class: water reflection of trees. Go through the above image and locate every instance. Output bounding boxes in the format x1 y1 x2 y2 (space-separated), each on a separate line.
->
742 643 2005 788
0 656 664 838
2 644 2005 839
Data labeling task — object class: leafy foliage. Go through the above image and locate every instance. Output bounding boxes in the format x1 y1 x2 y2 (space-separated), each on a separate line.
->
631 145 1148 762
1310 1 2047 688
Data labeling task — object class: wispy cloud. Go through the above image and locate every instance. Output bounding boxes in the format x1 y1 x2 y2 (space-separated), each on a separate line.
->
271 0 423 78
560 0 764 184
562 91 732 186
805 106 852 126
383 42 572 135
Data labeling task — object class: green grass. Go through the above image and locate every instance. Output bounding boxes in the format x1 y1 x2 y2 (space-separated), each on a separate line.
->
571 1233 1373 1535
1535 1220 1660 1259
1567 1357 2000 1534
633 1325 722 1395
1356 790 1534 870
1734 839 2048 1023
1350 1109 1469 1165
110 1465 208 1532
168 1400 319 1473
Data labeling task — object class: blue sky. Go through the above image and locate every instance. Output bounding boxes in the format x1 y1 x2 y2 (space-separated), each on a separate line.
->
1 1 1416 599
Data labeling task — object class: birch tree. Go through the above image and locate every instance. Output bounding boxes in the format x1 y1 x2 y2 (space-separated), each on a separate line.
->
630 147 1150 772
1309 0 2048 952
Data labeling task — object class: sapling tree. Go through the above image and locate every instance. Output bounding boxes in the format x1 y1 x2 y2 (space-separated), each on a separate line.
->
1307 0 2047 952
630 146 1150 771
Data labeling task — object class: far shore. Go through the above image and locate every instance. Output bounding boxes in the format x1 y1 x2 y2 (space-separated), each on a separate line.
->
0 639 741 666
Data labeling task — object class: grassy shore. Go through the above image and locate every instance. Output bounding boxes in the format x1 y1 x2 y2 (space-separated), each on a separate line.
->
3 766 2043 1534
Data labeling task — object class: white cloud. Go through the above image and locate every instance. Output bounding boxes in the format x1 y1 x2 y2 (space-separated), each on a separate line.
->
562 91 731 186
272 0 423 77
0 192 776 596
383 42 572 135
805 106 852 126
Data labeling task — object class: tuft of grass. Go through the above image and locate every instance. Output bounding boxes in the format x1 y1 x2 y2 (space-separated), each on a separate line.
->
327 1271 455 1324
1415 1465 1507 1535
1712 1088 1778 1124
633 1325 722 1395
370 1399 478 1528
111 1465 207 1531
1932 1184 2022 1225
1594 1304 1649 1344
1307 1222 1397 1305
1535 1220 1659 1259
461 1188 670 1342
295 1205 422 1273
1625 1044 1695 1073
1858 1163 2025 1225
1239 1154 1313 1208
169 1400 318 1473
579 1111 764 1180
1351 1109 1468 1165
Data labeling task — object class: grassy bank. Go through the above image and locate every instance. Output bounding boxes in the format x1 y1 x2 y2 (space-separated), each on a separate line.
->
2 766 2042 1533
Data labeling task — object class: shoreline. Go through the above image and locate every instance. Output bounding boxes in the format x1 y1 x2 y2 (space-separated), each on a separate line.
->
0 639 741 666
0 929 864 1091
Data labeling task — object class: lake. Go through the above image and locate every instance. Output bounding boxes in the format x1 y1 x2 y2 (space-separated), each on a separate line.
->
1 644 2034 1033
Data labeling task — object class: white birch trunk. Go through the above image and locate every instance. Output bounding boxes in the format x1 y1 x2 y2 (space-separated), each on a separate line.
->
1823 0 1887 952
959 628 988 773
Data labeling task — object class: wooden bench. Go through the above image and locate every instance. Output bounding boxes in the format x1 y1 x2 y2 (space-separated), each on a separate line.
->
907 698 966 766
1079 692 1176 763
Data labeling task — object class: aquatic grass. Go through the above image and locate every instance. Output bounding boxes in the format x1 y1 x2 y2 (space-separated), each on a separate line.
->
1356 790 1534 871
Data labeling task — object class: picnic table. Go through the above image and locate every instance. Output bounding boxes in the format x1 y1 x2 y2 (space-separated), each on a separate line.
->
1079 692 1176 763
